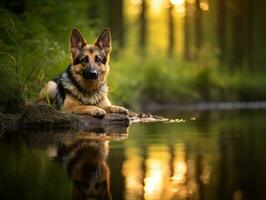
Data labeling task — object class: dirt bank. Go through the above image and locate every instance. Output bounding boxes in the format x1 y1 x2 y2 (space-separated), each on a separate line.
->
0 103 168 132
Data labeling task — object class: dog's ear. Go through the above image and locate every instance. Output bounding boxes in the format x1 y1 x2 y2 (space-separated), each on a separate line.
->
70 28 86 60
95 28 112 54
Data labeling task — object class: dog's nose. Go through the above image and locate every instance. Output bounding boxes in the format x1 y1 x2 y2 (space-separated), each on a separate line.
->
83 68 98 80
88 68 98 79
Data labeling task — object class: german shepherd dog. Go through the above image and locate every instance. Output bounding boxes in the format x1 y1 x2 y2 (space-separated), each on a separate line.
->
38 28 128 117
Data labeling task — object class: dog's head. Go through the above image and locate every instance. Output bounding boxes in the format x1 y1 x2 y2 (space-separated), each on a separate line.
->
69 28 111 90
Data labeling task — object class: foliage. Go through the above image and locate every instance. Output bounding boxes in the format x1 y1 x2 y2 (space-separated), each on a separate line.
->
0 9 59 112
109 44 266 110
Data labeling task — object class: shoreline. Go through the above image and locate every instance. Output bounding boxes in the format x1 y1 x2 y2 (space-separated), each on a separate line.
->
141 101 266 112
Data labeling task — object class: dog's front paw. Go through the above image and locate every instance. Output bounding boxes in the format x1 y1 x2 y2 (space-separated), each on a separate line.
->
90 107 106 118
81 107 106 118
106 105 129 115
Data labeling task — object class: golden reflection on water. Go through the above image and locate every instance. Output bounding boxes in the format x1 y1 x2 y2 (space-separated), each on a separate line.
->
122 147 144 200
171 143 187 184
144 146 170 200
122 142 213 200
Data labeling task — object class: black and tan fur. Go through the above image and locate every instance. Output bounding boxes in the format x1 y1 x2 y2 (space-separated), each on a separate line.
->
38 28 128 117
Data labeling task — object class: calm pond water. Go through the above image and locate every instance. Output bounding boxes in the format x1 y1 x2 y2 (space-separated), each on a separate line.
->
0 110 266 200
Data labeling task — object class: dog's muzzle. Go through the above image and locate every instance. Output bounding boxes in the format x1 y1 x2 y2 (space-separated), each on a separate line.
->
83 68 98 80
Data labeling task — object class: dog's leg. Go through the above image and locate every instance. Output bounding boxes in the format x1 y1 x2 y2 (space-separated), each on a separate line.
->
66 105 106 117
104 105 129 115
99 98 129 115
62 94 106 117
106 105 129 115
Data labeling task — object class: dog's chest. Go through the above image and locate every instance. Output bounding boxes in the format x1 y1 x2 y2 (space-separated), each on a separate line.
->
61 72 108 105
73 88 105 105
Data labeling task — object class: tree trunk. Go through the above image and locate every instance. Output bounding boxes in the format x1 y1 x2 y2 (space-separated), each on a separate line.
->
230 0 244 69
195 0 203 51
184 0 191 60
140 0 147 53
107 0 124 47
246 0 254 70
217 0 227 65
168 1 175 58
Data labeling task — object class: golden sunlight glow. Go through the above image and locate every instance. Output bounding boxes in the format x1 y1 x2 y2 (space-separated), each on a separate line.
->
128 0 188 16
127 0 142 15
150 0 166 14
122 148 143 200
144 146 170 200
168 143 197 199
130 0 143 5
171 143 187 184
171 0 185 15
144 160 164 198
170 0 184 6
175 5 185 15
172 162 187 183
187 0 195 3
200 1 209 11
121 142 206 200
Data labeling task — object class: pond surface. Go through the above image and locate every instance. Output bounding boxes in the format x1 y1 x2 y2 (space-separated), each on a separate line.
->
1 110 266 200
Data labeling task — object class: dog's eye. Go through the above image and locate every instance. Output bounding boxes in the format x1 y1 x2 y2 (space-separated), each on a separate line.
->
95 55 102 63
81 56 88 63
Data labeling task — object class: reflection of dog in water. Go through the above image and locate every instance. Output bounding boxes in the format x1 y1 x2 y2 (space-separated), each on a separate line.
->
56 135 111 200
